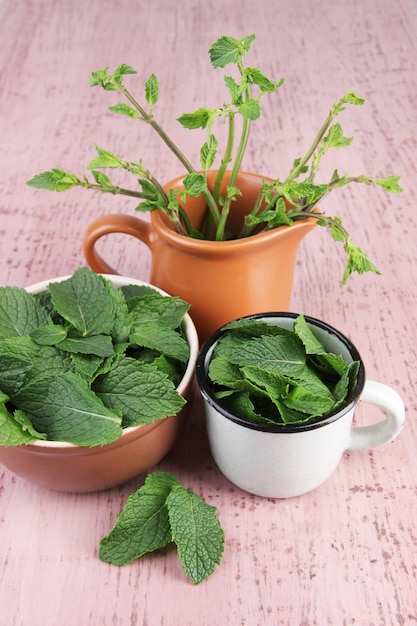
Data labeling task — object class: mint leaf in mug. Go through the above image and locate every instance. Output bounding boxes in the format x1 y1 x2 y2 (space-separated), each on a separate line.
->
208 315 359 426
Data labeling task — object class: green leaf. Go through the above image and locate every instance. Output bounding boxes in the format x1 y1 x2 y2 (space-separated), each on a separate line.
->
92 357 185 427
229 334 306 375
224 75 243 105
209 34 256 68
129 324 190 363
243 67 284 93
145 73 159 108
29 325 67 346
200 134 219 171
342 240 381 284
0 353 33 395
99 472 179 565
238 98 261 121
293 315 327 355
91 170 114 187
90 64 136 90
87 146 126 170
323 122 353 149
26 169 80 191
12 372 122 446
0 287 52 339
108 103 140 119
177 108 217 130
128 292 190 330
58 334 115 357
12 409 48 440
0 404 40 446
166 483 225 584
48 268 116 336
183 173 207 197
372 175 404 193
343 90 365 106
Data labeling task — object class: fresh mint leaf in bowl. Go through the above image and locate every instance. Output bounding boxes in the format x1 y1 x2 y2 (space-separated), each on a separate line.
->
0 268 198 492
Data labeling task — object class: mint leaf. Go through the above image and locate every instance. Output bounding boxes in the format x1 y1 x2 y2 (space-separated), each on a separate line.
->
167 484 225 585
108 103 140 119
0 403 40 446
200 134 219 171
26 169 80 191
129 324 189 363
0 287 52 339
29 325 67 346
12 372 122 446
86 146 126 170
127 292 189 330
183 173 206 197
342 240 381 284
145 73 159 108
58 334 114 357
229 334 306 375
209 34 256 68
99 472 179 565
92 357 185 427
0 353 33 395
48 268 115 336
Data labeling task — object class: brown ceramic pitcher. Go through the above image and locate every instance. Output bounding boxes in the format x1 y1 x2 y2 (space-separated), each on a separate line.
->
83 171 317 341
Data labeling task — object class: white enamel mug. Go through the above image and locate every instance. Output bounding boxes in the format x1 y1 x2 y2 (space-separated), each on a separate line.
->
196 313 405 498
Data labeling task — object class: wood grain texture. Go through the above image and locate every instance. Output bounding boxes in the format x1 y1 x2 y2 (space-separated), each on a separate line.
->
1 0 416 624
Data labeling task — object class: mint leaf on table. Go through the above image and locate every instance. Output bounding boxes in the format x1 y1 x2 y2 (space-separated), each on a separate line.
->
99 472 179 565
99 472 225 585
92 357 186 427
12 372 123 446
48 268 115 336
0 287 52 339
166 483 225 584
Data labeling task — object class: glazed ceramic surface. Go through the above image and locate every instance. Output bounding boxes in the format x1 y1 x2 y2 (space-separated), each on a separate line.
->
196 313 405 498
83 171 317 341
0 275 199 492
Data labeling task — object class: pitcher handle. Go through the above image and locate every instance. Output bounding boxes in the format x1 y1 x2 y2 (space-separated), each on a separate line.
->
83 214 153 275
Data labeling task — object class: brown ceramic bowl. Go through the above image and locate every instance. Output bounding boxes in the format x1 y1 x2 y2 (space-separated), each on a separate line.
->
0 275 199 492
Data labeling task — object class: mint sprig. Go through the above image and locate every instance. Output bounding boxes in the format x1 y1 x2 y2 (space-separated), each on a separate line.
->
0 268 190 447
99 472 225 585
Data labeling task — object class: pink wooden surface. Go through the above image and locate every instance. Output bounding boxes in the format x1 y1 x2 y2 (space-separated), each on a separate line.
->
1 0 416 623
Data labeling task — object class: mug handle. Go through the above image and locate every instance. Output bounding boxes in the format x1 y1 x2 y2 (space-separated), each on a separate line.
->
82 214 153 274
348 380 405 450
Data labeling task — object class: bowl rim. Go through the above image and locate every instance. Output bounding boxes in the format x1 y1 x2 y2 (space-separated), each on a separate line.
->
195 311 366 433
20 272 199 449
